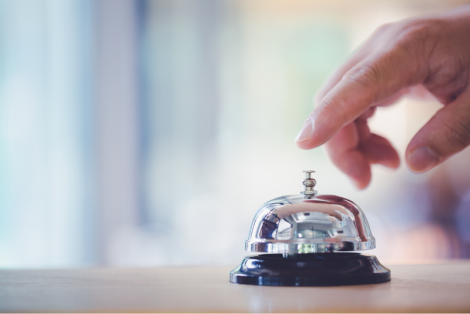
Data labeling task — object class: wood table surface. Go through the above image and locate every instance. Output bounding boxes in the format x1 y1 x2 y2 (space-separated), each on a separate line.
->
0 261 469 312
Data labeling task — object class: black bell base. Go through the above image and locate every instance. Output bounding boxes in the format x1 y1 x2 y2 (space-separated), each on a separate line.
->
230 253 391 286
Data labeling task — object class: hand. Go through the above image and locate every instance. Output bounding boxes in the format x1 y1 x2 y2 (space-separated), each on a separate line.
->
295 5 470 189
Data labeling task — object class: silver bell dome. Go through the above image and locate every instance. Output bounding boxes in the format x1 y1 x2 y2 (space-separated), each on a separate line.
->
245 170 375 254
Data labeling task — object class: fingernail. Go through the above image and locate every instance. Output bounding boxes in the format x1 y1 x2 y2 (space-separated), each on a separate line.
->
295 119 313 143
408 147 439 173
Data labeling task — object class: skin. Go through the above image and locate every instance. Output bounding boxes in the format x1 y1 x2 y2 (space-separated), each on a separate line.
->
295 5 470 189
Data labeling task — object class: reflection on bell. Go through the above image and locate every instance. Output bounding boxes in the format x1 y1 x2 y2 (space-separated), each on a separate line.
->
230 170 391 286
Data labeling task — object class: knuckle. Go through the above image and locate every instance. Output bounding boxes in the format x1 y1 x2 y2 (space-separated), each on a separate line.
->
442 117 470 150
397 21 428 40
373 23 392 36
394 19 444 53
345 64 381 90
345 64 379 86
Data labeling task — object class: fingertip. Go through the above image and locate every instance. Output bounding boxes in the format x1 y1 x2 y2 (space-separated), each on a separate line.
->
364 133 401 169
348 163 371 190
351 177 370 190
295 140 313 150
380 154 401 169
329 149 371 190
406 146 440 173
295 117 330 149
295 119 319 149
390 158 401 169
299 101 352 151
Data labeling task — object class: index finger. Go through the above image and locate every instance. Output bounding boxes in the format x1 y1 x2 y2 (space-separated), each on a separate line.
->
314 23 395 105
296 47 425 150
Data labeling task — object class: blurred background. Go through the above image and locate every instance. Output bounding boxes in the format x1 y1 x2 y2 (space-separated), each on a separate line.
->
1 0 470 268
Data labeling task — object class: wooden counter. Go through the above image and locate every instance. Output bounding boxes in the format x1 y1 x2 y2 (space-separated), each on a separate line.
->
0 261 469 312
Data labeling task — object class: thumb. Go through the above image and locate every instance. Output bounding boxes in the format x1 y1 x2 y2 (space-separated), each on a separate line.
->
406 90 470 173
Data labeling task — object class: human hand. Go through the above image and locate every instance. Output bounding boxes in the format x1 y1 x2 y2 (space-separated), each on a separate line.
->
295 5 470 189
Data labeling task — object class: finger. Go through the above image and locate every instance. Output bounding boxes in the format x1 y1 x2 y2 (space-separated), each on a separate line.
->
362 134 401 168
326 119 400 188
296 47 426 150
358 107 376 120
355 119 400 168
325 123 371 189
315 46 370 105
406 89 470 173
314 24 394 105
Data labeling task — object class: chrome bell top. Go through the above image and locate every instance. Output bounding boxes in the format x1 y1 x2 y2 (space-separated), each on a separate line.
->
245 171 375 254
